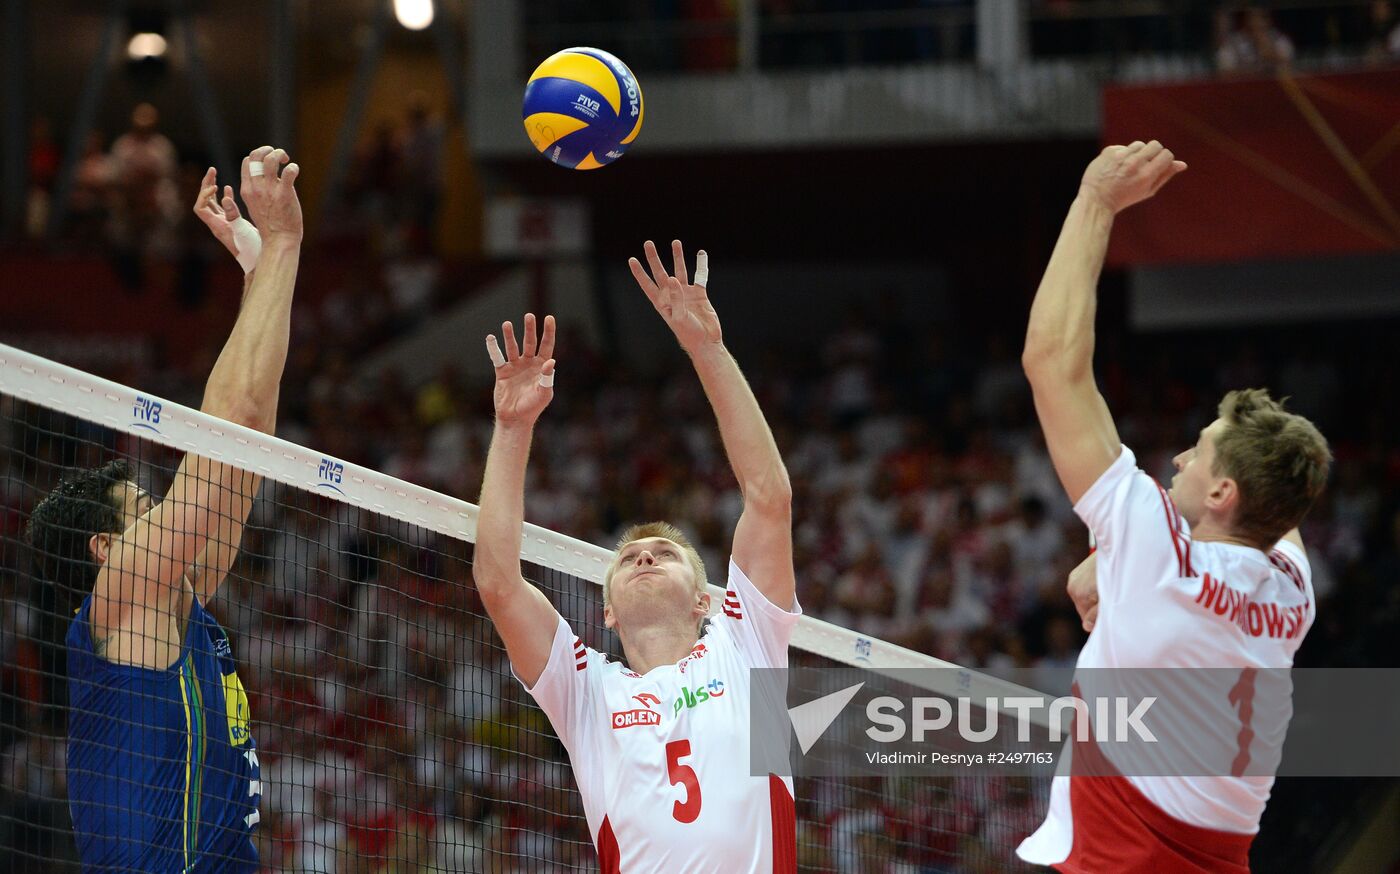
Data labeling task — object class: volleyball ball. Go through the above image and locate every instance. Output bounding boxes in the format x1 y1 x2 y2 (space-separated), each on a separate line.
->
522 48 644 170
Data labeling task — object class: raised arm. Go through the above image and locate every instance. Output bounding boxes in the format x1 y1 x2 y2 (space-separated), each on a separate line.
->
182 159 280 602
629 240 795 610
1022 141 1186 504
91 147 303 641
472 314 564 688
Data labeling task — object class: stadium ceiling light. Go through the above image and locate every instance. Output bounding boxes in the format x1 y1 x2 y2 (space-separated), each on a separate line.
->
393 0 434 31
127 32 168 60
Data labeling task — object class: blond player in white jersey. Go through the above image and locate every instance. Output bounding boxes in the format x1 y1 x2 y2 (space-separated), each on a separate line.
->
473 240 800 873
1016 141 1331 872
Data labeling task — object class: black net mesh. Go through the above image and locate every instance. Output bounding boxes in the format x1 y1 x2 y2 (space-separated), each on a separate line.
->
1 391 1036 873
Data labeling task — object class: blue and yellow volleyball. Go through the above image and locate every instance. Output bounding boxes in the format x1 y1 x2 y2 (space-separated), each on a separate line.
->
522 48 644 170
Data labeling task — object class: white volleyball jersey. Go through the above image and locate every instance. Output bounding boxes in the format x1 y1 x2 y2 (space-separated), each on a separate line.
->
1019 446 1315 871
518 560 801 874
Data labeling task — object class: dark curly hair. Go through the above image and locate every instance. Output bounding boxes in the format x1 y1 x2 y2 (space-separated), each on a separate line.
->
24 459 135 595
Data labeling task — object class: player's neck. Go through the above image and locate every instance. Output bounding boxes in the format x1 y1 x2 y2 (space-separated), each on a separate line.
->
1191 517 1262 550
619 622 699 676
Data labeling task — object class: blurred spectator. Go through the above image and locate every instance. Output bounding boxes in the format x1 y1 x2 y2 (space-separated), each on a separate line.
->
68 131 115 246
829 544 899 636
23 118 60 238
397 95 445 248
1031 614 1081 695
382 234 442 326
348 121 403 246
915 560 991 640
1216 5 1295 74
1001 496 1065 593
107 103 180 288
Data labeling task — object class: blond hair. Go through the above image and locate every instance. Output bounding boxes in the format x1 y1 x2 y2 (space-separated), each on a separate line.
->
1213 389 1331 547
603 521 709 607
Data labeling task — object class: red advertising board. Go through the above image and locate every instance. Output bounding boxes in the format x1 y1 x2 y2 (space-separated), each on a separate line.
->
1104 68 1400 265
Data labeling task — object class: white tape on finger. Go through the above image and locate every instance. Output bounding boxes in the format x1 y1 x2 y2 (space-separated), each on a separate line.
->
694 250 709 287
232 218 262 274
486 336 506 368
538 372 555 388
248 162 264 177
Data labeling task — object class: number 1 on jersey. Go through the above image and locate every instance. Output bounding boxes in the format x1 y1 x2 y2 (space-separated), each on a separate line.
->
666 739 701 823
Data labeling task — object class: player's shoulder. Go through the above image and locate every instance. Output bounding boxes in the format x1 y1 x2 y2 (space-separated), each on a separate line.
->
677 626 735 672
581 643 643 682
65 595 98 649
1266 540 1310 582
1077 444 1163 516
691 616 740 651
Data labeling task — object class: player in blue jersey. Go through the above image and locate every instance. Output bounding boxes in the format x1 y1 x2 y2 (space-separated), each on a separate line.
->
24 146 303 873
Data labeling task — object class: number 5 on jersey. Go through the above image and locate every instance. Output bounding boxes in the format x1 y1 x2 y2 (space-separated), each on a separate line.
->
667 739 701 823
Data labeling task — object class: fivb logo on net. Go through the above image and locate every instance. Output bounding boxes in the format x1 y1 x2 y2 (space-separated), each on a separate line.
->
131 395 163 433
789 682 1158 756
317 457 346 495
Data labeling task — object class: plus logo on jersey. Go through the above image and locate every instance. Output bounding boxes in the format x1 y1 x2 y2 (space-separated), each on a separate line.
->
612 692 663 730
673 678 726 716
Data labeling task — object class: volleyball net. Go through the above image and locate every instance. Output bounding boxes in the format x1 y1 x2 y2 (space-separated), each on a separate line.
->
0 343 1049 872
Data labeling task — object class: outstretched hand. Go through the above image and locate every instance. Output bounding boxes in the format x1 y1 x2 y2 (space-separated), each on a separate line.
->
487 313 557 426
1080 140 1187 214
629 240 722 353
192 166 251 261
239 146 303 241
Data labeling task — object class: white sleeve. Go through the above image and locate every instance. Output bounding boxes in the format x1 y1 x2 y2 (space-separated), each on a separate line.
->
712 559 802 670
512 615 590 748
1073 445 1193 605
1268 539 1315 636
1269 539 1310 582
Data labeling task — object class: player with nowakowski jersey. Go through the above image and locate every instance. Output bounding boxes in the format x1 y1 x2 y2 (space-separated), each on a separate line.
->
1016 141 1332 872
472 240 799 872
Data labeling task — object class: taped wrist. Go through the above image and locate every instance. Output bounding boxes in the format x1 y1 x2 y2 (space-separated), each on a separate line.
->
232 218 262 274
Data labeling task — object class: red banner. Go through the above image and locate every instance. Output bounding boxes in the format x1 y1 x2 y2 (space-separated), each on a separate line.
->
1104 68 1400 266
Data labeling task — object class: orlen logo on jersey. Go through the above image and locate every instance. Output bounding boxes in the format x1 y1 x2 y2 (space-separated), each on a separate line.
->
673 679 726 715
612 693 662 730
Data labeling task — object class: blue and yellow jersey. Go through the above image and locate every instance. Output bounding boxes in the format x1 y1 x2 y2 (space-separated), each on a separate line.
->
66 595 261 873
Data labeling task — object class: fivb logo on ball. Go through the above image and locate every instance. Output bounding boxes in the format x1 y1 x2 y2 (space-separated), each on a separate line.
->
573 93 602 120
522 47 644 170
